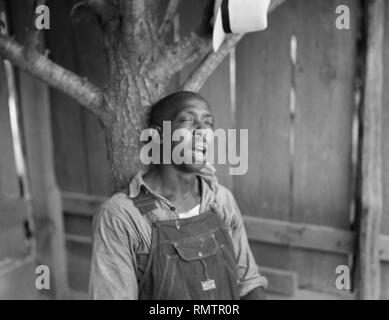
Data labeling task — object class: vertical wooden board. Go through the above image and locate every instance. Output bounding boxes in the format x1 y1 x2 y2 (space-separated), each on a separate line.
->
64 214 92 237
234 0 361 295
292 0 359 228
179 0 233 189
381 0 389 299
0 258 38 300
286 0 359 294
234 2 292 220
10 0 70 297
45 0 89 193
381 263 389 299
66 241 92 292
178 0 204 82
71 7 111 196
0 224 26 258
381 0 389 235
0 59 19 198
199 58 233 190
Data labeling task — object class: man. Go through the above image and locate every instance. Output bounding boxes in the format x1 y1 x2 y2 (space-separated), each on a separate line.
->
89 91 267 299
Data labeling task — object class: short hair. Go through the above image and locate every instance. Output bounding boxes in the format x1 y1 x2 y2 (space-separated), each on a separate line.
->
148 91 209 127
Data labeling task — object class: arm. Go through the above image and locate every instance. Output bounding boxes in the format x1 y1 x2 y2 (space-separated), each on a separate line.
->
89 202 139 300
214 188 268 299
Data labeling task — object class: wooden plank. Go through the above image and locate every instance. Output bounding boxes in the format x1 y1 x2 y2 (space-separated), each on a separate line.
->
178 0 203 82
70 9 111 196
9 0 69 299
358 0 385 300
199 58 234 190
0 198 30 229
233 0 295 292
382 0 389 238
234 1 292 221
258 266 298 296
290 0 360 293
244 215 355 255
66 240 92 293
177 0 234 189
45 0 90 194
0 224 26 258
379 236 389 262
381 0 389 301
292 0 358 228
0 50 19 198
0 255 38 299
62 191 106 216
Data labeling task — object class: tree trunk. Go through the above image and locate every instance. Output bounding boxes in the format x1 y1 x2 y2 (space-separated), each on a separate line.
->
102 41 171 191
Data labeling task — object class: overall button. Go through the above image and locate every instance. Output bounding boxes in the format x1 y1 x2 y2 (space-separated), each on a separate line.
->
198 252 203 257
175 221 180 229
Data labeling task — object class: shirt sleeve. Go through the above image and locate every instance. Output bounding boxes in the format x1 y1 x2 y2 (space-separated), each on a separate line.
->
89 202 139 300
220 188 268 297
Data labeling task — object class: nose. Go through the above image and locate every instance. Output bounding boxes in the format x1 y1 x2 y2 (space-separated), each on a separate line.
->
194 119 207 130
194 128 206 139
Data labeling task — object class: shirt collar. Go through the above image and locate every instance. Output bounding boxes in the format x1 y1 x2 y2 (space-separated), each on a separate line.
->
128 171 148 198
128 164 218 199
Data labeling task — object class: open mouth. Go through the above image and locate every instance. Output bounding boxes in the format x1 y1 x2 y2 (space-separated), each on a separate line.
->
192 143 208 160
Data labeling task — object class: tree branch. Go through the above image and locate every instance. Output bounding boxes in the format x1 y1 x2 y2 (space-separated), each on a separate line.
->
159 0 181 36
150 31 211 82
0 34 104 117
86 0 109 16
25 0 46 53
181 33 242 92
120 0 147 50
181 0 287 92
151 0 214 82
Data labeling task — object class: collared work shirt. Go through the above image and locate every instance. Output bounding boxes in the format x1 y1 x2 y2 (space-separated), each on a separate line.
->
89 169 267 299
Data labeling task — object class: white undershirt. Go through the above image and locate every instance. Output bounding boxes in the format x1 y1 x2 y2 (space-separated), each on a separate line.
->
178 204 200 219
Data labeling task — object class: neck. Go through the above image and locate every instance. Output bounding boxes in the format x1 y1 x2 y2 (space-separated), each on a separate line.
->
144 165 199 199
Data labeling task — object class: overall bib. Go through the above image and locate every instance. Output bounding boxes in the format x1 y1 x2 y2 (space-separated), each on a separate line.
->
133 189 240 300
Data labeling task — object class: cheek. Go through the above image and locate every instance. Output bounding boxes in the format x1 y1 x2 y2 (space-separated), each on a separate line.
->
204 129 214 146
171 128 193 148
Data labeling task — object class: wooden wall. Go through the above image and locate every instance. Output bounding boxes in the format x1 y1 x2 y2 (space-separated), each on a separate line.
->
381 0 389 300
41 0 389 298
0 15 36 299
235 0 359 296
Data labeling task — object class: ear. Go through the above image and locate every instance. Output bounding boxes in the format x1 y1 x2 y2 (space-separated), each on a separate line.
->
149 126 162 144
152 125 162 135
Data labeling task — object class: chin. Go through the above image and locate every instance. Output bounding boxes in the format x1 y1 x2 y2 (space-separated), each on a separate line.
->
175 162 206 173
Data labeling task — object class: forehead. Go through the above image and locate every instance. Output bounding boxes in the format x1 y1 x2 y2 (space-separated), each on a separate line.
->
171 96 212 118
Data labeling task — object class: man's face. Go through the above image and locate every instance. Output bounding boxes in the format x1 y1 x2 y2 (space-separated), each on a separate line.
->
167 96 215 172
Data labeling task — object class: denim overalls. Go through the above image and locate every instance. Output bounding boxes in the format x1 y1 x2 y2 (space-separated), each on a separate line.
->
132 187 240 300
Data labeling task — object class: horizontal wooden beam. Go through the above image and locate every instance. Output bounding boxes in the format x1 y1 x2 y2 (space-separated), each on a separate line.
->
66 233 92 245
61 192 389 261
62 191 106 216
258 266 298 296
244 216 354 255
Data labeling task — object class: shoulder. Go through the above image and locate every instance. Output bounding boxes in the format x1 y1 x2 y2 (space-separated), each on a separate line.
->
214 183 237 209
93 192 145 239
212 183 242 228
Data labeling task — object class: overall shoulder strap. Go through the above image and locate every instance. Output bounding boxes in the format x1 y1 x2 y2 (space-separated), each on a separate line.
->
131 186 158 216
